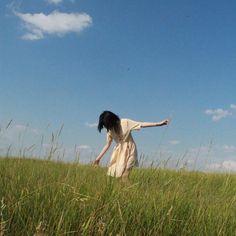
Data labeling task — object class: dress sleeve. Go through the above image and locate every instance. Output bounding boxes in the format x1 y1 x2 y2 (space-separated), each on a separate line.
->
126 119 142 131
106 130 113 143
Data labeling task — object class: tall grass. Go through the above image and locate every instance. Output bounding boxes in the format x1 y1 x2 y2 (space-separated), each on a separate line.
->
1 157 236 235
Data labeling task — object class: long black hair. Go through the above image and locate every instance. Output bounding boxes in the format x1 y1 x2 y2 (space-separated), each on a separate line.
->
98 111 120 134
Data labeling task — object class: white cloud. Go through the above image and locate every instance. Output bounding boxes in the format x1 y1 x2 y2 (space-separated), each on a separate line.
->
47 0 63 4
15 10 92 40
207 163 221 170
169 140 180 145
85 122 98 128
205 108 232 121
208 160 236 172
230 104 236 110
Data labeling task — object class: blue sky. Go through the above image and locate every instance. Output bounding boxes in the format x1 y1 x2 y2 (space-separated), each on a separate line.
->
0 0 236 171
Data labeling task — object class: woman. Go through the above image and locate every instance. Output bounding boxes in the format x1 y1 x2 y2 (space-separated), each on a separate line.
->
94 111 169 178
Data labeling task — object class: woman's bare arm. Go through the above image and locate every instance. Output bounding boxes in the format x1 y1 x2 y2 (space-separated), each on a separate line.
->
140 119 169 128
94 138 112 165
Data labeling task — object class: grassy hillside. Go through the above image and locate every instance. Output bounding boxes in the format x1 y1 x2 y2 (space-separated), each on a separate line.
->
0 157 236 235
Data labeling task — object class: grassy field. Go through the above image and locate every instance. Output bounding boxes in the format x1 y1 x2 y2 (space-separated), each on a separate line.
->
0 157 236 235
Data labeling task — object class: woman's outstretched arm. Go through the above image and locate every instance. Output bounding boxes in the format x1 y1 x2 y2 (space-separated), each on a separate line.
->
140 119 169 128
94 138 112 165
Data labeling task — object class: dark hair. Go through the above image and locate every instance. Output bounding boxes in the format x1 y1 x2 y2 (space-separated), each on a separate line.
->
98 111 120 133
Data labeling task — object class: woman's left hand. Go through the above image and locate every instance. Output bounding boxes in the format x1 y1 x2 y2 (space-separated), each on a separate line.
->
93 159 100 166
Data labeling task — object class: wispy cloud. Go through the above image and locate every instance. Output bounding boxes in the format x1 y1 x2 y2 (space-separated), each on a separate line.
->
15 10 92 40
205 103 236 121
169 140 180 145
77 145 91 150
46 0 75 4
14 124 39 135
47 0 63 4
0 123 41 156
190 144 236 156
85 122 98 128
222 145 236 153
205 108 232 121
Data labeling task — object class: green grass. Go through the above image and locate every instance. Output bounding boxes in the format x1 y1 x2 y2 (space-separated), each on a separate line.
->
1 157 236 235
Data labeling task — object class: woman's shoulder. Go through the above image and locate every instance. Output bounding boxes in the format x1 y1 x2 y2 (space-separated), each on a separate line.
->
121 118 129 125
121 118 134 128
121 118 135 123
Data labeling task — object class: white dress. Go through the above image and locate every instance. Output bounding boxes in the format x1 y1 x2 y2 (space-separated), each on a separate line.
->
107 119 142 177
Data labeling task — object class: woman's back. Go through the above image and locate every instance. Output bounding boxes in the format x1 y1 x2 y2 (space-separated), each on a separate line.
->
108 119 142 143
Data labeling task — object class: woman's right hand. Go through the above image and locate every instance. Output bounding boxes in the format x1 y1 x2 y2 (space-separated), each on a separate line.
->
161 119 169 126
